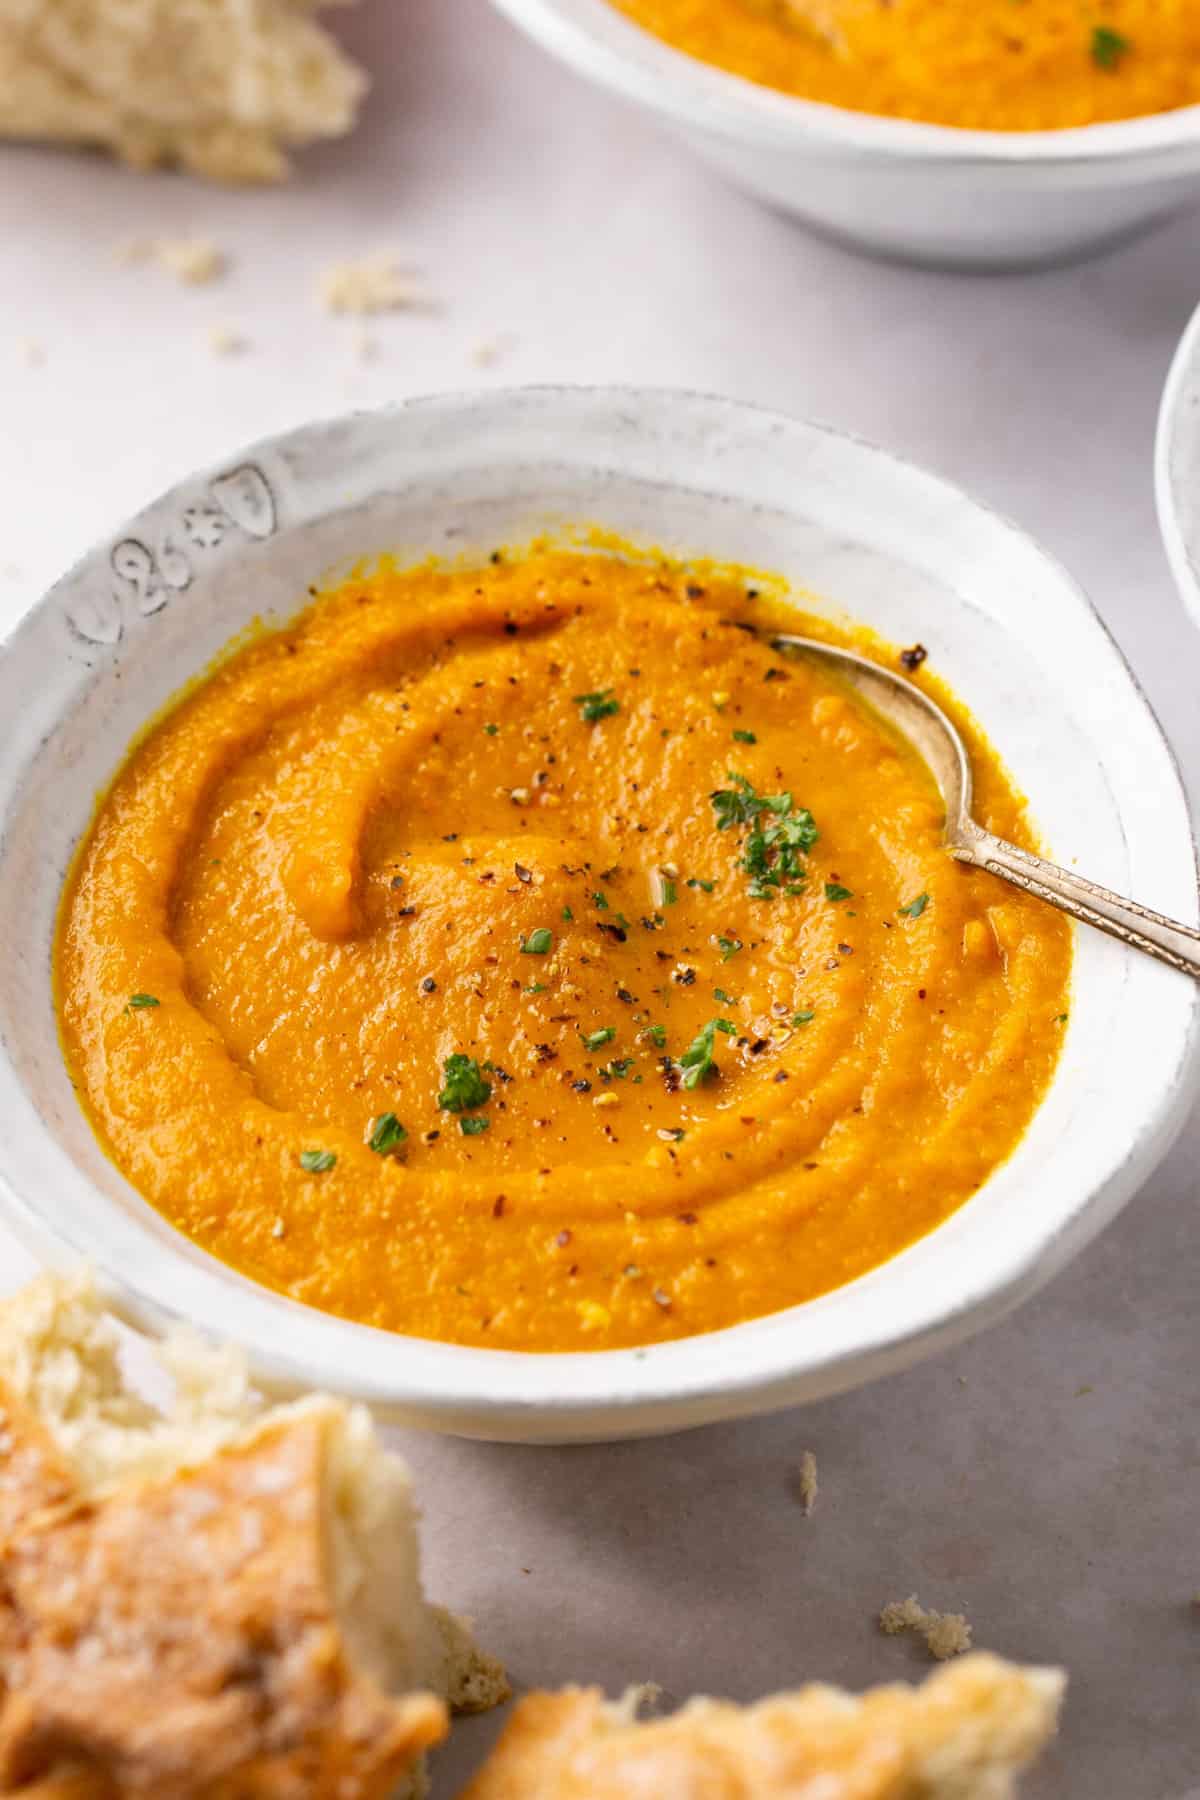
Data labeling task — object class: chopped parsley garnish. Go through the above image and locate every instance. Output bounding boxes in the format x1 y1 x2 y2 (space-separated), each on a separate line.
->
460 1115 490 1136
678 1017 736 1090
483 722 499 736
644 1024 667 1048
732 729 757 744
581 1026 616 1052
713 987 736 1005
520 927 553 955
524 982 547 994
655 872 677 907
792 1010 815 1027
717 935 743 961
711 773 818 899
825 882 853 903
126 993 160 1010
574 688 620 724
299 1149 336 1173
899 892 930 918
562 905 574 921
601 1058 634 1081
1091 25 1130 68
438 1053 492 1113
368 1113 407 1155
687 877 715 893
592 891 609 910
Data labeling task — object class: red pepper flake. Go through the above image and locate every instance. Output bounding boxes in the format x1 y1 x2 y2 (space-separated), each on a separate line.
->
492 1195 506 1218
677 1212 698 1225
514 862 532 884
420 976 437 994
774 1070 789 1083
899 643 928 671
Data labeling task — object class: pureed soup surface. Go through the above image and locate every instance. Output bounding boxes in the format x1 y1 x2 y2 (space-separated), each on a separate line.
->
609 1 1200 131
58 546 1071 1352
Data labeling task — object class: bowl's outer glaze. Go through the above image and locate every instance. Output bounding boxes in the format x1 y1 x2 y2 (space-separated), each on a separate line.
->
1157 302 1200 635
0 388 1197 1441
491 0 1200 269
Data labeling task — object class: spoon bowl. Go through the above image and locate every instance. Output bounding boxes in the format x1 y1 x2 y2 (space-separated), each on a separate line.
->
773 633 1200 981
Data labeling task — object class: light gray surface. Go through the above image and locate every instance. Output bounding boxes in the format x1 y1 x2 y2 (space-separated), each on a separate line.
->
0 2 1197 1793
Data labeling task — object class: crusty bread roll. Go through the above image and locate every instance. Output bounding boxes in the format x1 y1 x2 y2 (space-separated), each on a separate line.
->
459 1655 1064 1799
0 1272 506 1798
0 0 365 182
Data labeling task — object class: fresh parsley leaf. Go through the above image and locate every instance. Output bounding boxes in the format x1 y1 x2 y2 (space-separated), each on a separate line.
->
687 877 715 893
126 993 160 1010
899 892 930 918
581 1026 616 1052
368 1113 407 1155
300 1149 336 1173
657 873 677 906
645 1024 667 1048
562 905 574 921
678 1018 736 1090
713 986 736 1004
792 1010 815 1027
483 722 499 736
592 890 609 909
438 1054 492 1113
1091 24 1130 68
732 729 757 744
520 927 553 955
825 882 853 903
574 688 620 723
711 773 818 899
460 1115 490 1136
717 935 743 961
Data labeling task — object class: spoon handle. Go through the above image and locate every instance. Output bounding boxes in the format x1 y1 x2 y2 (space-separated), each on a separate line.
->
954 829 1200 980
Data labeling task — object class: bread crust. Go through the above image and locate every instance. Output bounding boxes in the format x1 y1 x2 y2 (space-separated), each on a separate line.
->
0 1402 445 1797
459 1654 1064 1800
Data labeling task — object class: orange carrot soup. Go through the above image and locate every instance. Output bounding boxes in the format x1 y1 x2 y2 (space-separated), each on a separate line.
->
56 546 1071 1351
609 1 1200 132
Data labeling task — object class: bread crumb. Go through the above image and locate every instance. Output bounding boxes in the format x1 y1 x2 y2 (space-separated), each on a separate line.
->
154 238 227 284
207 325 247 356
796 1449 818 1516
880 1594 973 1660
469 333 516 369
320 256 428 316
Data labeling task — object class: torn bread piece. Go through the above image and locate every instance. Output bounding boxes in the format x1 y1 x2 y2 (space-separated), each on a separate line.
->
0 0 365 183
460 1654 1063 1800
0 1271 506 1798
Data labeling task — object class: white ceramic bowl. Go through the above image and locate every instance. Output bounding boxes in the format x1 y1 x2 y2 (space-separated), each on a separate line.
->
491 0 1200 269
1157 300 1200 632
0 388 1197 1442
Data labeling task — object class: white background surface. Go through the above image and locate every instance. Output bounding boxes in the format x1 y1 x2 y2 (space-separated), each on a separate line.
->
1 3 1198 1794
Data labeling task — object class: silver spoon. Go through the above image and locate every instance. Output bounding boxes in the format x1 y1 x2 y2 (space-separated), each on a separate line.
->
768 633 1200 980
